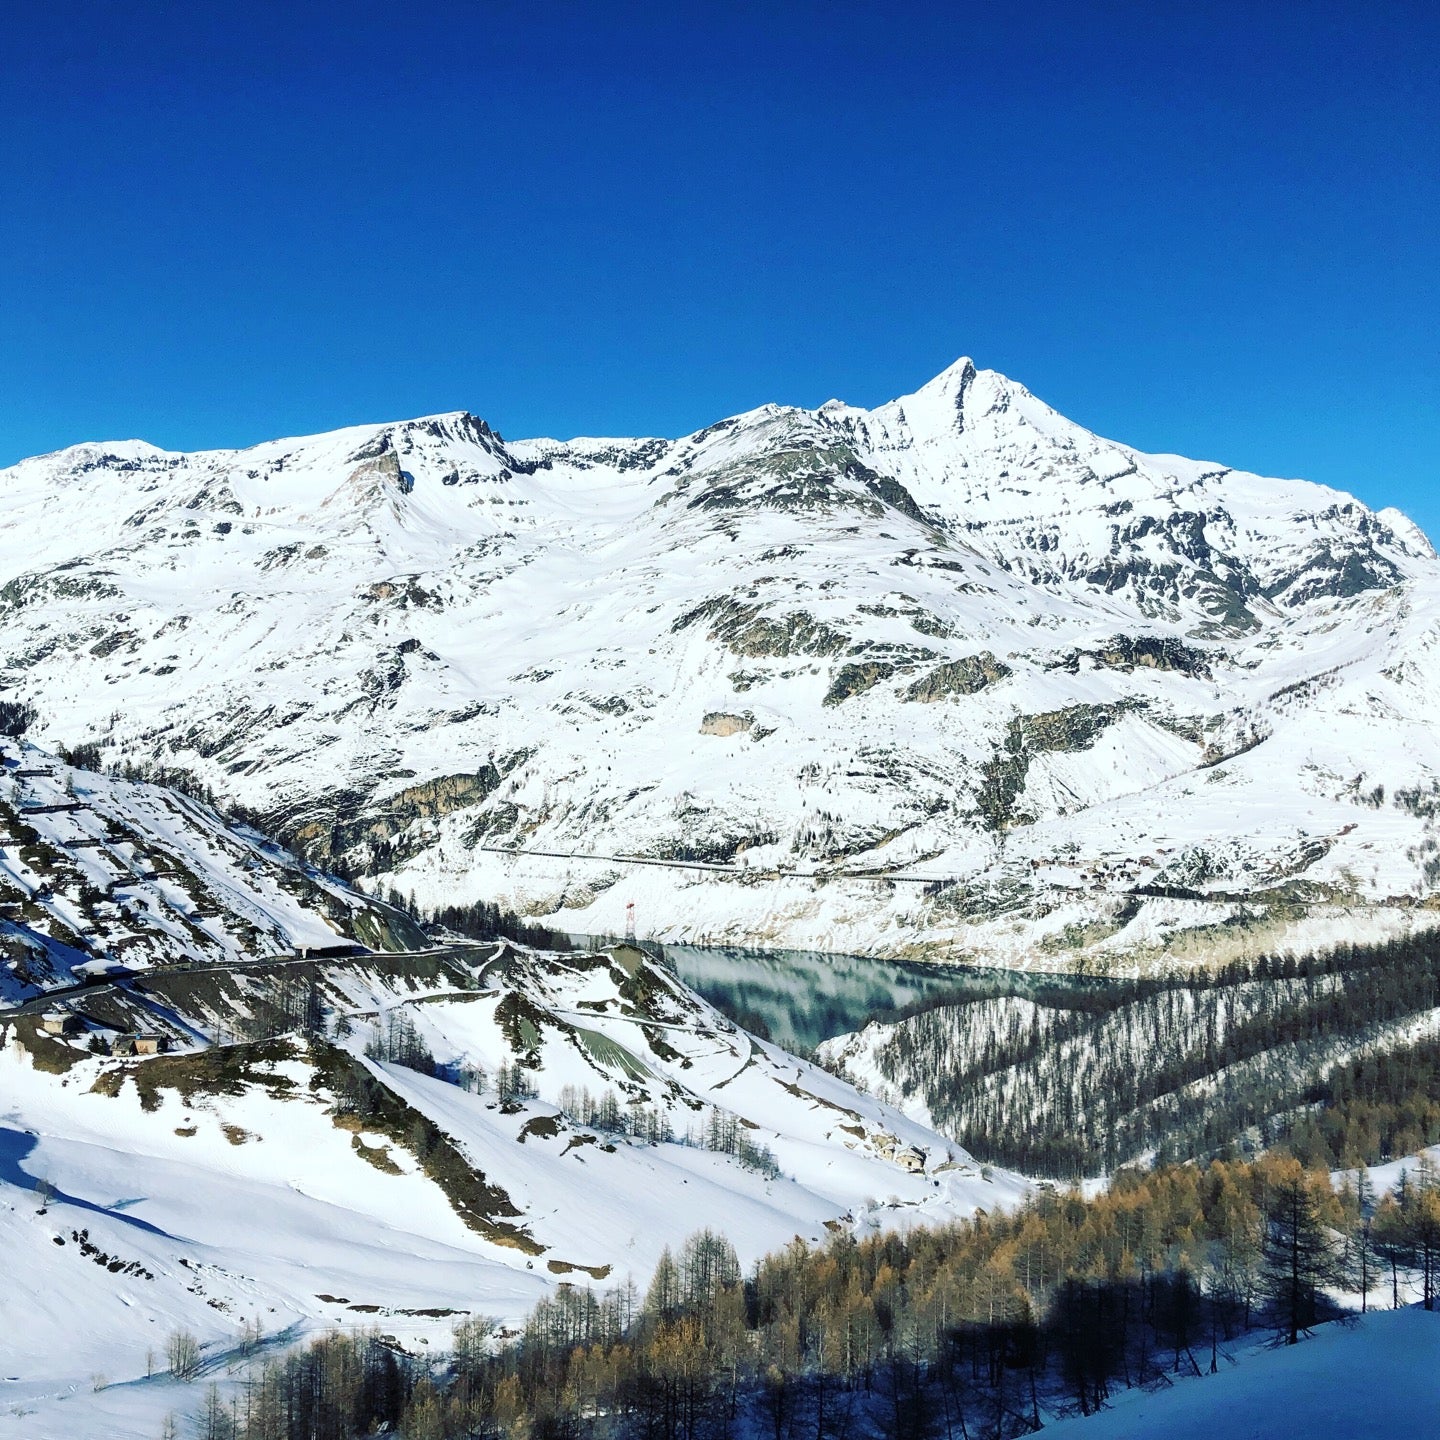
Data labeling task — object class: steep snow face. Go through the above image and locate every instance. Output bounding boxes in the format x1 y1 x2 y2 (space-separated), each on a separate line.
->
2 364 1439 963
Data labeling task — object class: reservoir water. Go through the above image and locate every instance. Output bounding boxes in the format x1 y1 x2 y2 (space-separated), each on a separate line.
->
658 943 1125 1051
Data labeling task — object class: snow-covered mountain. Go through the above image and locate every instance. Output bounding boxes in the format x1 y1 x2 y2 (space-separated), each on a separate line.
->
4 359 1440 964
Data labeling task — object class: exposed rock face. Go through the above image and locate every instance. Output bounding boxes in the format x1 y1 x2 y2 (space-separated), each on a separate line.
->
699 712 753 737
1020 702 1137 754
1 359 1439 961
1054 634 1212 678
824 663 895 706
904 653 1011 701
675 598 848 658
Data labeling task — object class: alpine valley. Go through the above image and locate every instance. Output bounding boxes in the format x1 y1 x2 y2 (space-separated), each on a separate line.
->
0 738 1027 1438
2 358 1439 967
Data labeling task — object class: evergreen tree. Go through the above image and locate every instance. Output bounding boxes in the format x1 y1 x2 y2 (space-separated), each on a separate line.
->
645 1246 683 1325
1261 1169 1342 1344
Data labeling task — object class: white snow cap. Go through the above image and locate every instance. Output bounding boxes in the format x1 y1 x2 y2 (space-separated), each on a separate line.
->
1377 505 1436 559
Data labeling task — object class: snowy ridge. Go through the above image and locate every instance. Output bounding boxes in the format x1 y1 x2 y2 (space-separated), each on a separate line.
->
4 361 1440 962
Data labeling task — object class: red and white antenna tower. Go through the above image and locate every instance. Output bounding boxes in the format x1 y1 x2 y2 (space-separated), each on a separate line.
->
624 901 636 943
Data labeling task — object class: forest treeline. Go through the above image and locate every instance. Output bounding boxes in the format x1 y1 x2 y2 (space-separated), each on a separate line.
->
412 896 574 953
1260 1033 1440 1170
353 1009 782 1177
185 1151 1440 1440
831 933 1440 1177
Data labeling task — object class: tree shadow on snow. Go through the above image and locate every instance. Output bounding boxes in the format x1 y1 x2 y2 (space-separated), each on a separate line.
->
0 1124 186 1240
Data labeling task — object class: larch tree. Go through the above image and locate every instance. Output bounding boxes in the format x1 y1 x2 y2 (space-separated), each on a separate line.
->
1260 1169 1343 1344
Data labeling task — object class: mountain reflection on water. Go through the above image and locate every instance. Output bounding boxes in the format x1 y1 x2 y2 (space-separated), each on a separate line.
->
659 944 1116 1052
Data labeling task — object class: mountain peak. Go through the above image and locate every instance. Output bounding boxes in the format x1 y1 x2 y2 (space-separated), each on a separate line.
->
1377 506 1437 560
918 356 979 394
884 355 982 437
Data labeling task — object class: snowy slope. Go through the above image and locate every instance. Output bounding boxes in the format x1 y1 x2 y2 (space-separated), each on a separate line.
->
3 362 1440 963
0 737 423 1004
0 924 1024 1436
1038 1307 1439 1440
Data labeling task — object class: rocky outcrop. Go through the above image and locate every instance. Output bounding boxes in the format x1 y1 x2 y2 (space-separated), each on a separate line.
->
673 597 848 658
904 653 1011 702
1053 634 1212 679
824 663 895 706
977 702 1140 830
699 711 753 737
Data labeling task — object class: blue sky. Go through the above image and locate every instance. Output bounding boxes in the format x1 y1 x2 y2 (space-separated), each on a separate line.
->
4 2 1437 531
